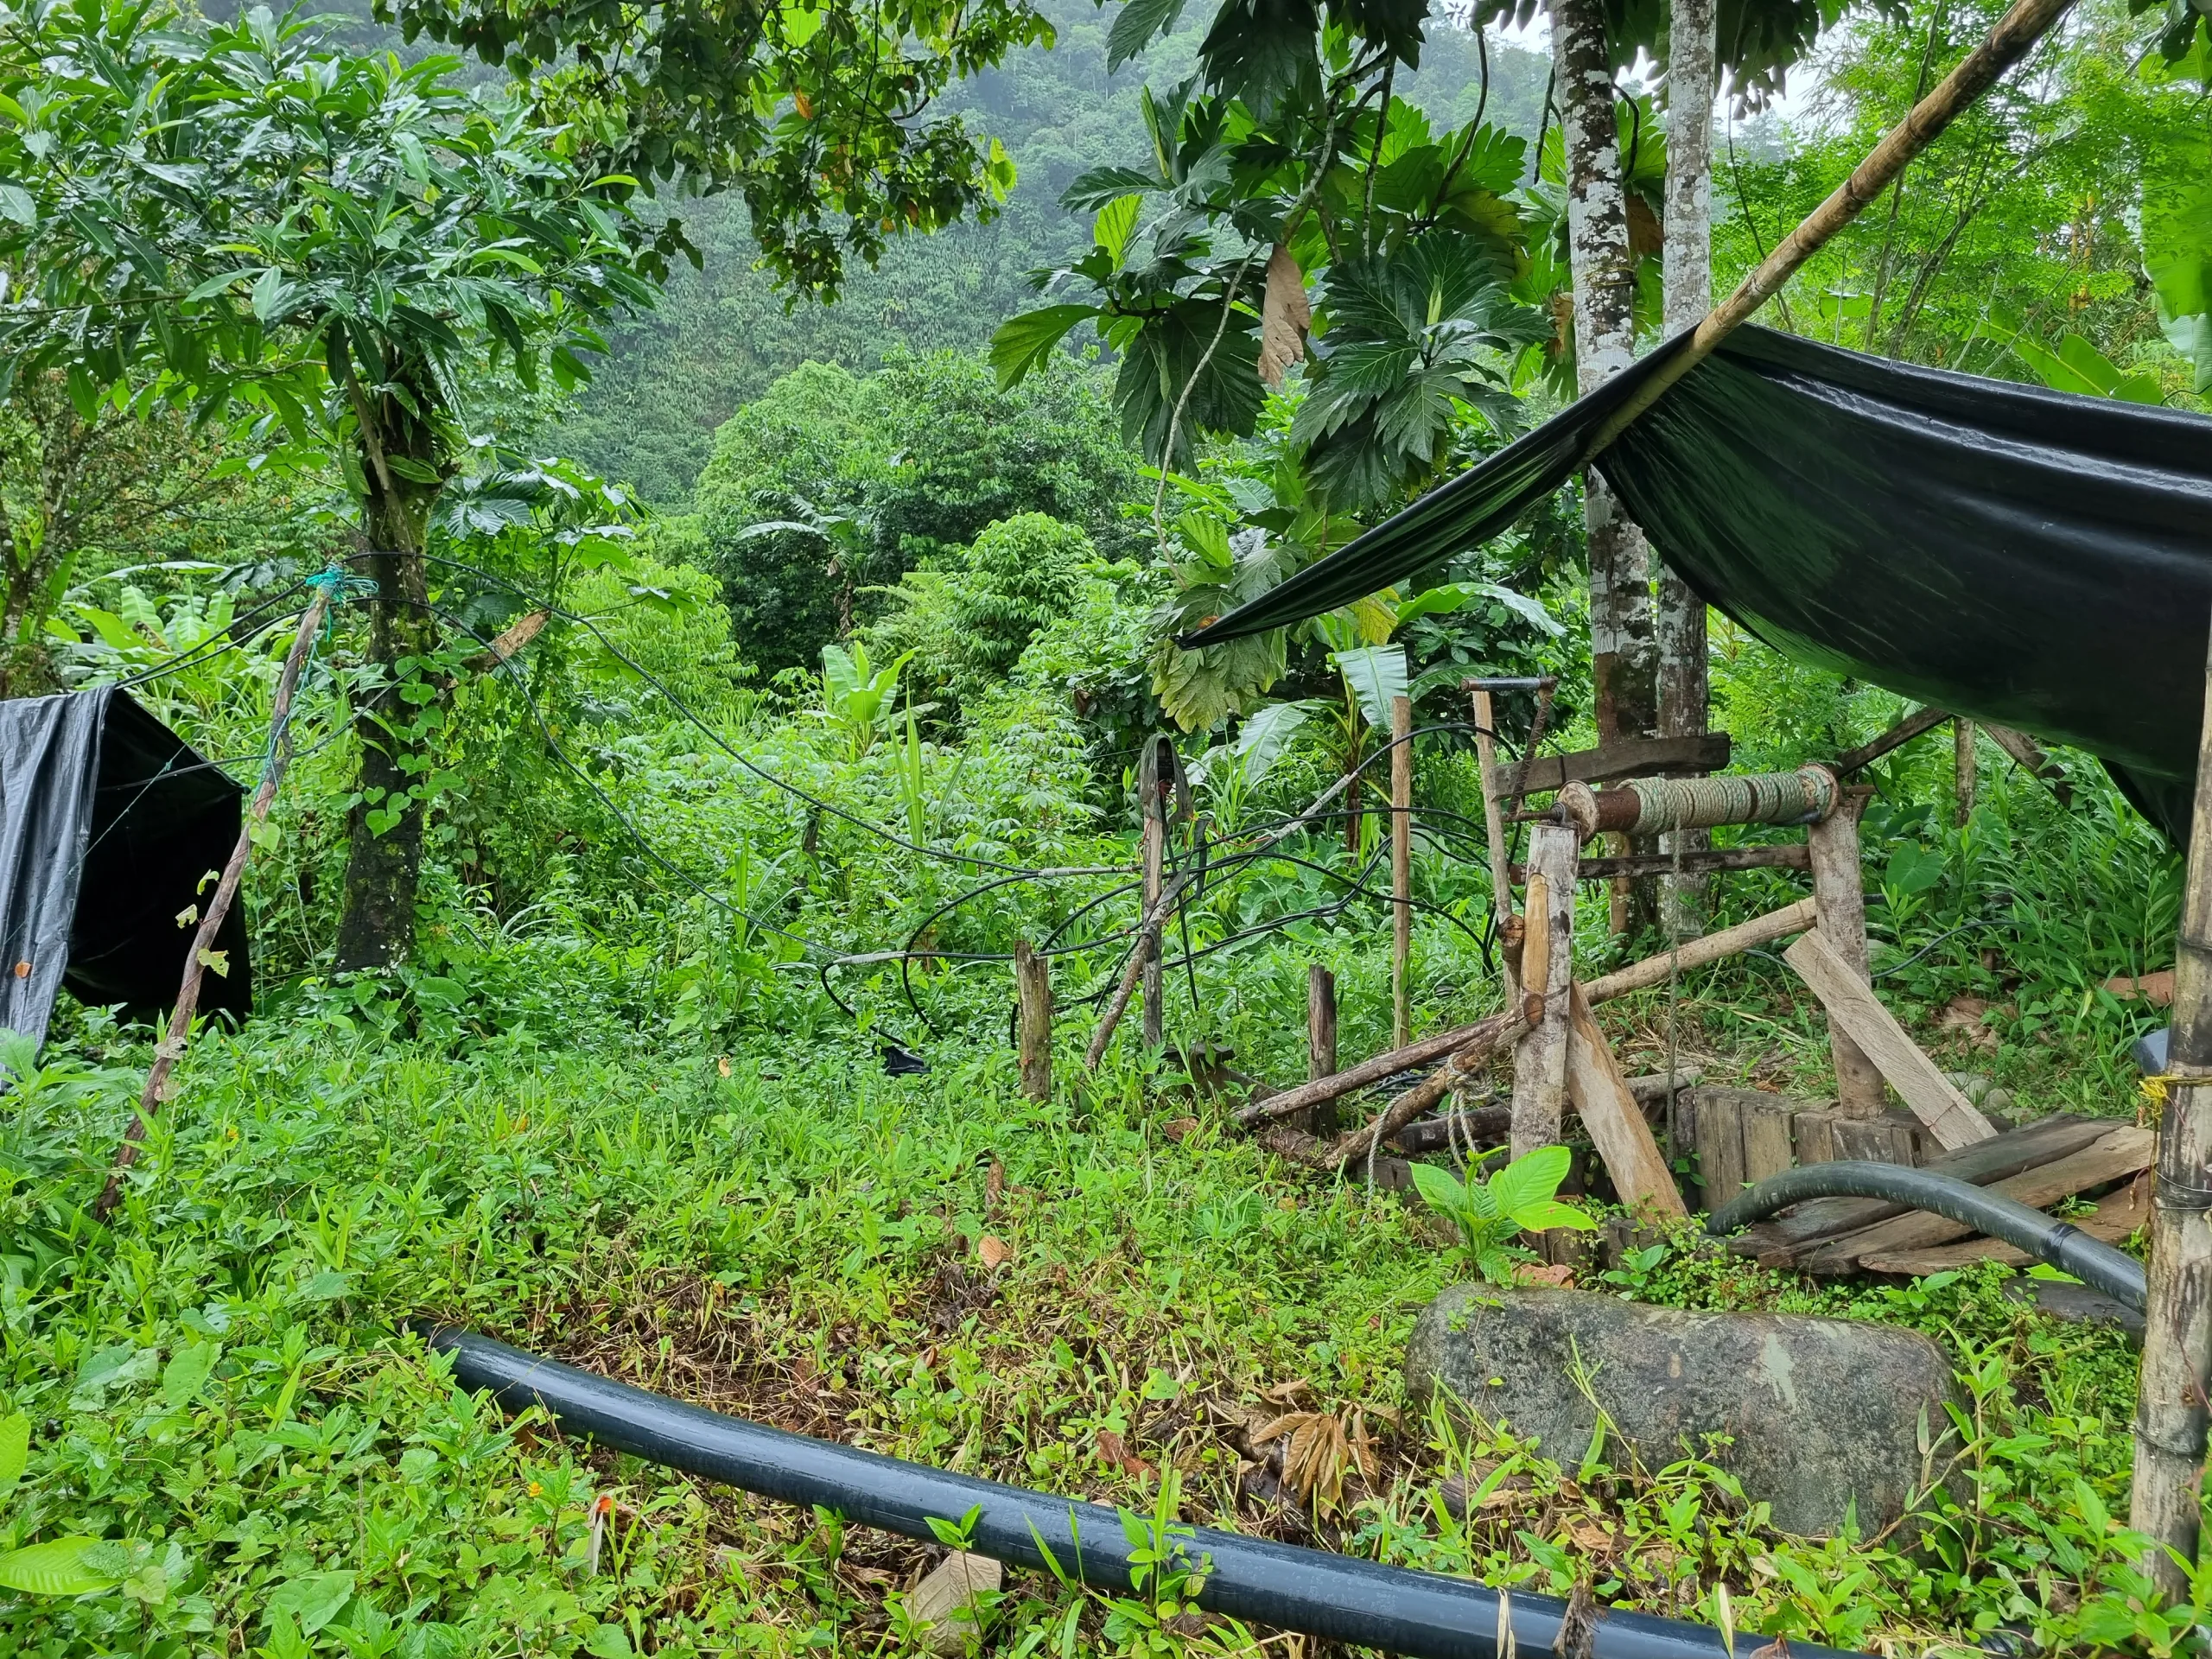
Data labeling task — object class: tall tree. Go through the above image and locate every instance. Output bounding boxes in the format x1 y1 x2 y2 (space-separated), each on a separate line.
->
0 0 658 967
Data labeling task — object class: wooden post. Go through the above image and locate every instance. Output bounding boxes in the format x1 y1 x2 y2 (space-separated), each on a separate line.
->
1955 718 1978 825
1510 823 1576 1157
1806 788 1887 1120
96 582 334 1220
2132 609 2212 1598
1015 940 1052 1102
1391 695 1414 1050
1470 689 1519 1000
1307 965 1338 1082
1141 742 1167 1053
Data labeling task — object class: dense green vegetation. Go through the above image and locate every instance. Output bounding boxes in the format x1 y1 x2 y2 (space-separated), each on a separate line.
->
0 0 2209 1649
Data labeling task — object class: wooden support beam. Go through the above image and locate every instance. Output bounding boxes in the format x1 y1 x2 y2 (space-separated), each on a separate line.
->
1391 695 1414 1050
2133 596 2212 1595
1566 985 1688 1219
1807 797 1888 1121
1581 896 1819 1003
1511 824 1576 1157
1506 733 1732 799
1307 965 1338 1083
1515 843 1810 881
1471 688 1520 1000
1955 718 1979 826
1983 721 2075 808
1015 940 1052 1102
1783 929 1997 1149
1834 705 1951 776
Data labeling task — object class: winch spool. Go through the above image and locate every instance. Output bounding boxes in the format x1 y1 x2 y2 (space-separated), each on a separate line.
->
1560 765 1840 842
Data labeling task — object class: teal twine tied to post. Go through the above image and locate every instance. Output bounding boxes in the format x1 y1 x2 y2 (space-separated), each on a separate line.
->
304 564 378 640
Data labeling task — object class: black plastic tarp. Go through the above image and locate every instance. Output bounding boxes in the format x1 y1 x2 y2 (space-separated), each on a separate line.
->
1184 325 2212 842
0 687 251 1048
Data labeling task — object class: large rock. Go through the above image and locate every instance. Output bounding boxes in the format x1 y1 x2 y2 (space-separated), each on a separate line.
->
1405 1286 1961 1538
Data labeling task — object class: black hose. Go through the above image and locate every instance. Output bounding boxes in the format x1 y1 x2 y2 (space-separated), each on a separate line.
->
1705 1161 2146 1311
426 1329 1864 1659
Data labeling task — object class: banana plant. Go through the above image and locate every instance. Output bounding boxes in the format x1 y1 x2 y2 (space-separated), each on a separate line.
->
819 640 915 760
0 1412 123 1599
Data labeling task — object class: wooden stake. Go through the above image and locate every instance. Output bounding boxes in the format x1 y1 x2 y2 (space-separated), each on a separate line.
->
1470 688 1519 999
1390 695 1414 1049
1015 939 1052 1102
1565 985 1688 1219
1141 744 1167 1052
1510 823 1576 1157
2133 602 2212 1598
1586 0 2082 459
1955 718 1978 825
1806 793 1888 1120
95 585 333 1221
1307 964 1337 1082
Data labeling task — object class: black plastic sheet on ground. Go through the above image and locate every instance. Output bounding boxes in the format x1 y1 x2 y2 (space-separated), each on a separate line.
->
0 687 251 1048
1184 326 2212 842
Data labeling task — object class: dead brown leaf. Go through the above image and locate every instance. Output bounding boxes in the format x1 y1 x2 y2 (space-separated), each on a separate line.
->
977 1236 1011 1269
1260 1377 1313 1405
1095 1428 1152 1478
1937 995 1999 1052
1162 1116 1199 1142
1513 1261 1576 1289
1565 1518 1613 1556
2104 969 2175 1007
1748 1641 1791 1659
1258 245 1311 387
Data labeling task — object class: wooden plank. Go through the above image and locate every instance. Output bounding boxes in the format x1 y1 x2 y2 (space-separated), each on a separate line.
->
1808 796 1887 1121
1669 1087 1702 1208
1695 1090 1748 1208
1834 705 1951 776
1793 1107 1839 1166
1859 1173 2151 1274
1743 1097 1797 1185
1783 929 1998 1149
1566 985 1689 1220
1800 1124 2156 1274
1510 825 1576 1157
1015 940 1052 1102
1507 734 1732 798
1582 898 1819 1005
1729 1113 2113 1262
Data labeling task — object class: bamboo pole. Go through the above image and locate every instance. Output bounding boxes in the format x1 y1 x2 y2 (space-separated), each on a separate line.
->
1390 695 1414 1049
95 585 333 1221
1584 0 2082 461
1015 940 1052 1101
2132 607 2212 1597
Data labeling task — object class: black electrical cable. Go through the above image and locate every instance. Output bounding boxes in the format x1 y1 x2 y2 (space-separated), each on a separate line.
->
1706 1162 2146 1311
397 552 1129 883
426 1329 1865 1659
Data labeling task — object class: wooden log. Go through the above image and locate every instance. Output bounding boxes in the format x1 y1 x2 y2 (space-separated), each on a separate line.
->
1471 688 1520 999
1255 1122 1420 1191
1834 705 1952 777
1743 1096 1797 1185
1955 718 1978 826
1307 964 1338 1075
2133 601 2212 1594
1783 929 1996 1148
1860 1173 2151 1275
1695 1090 1748 1206
1566 985 1688 1219
1582 897 1819 1003
1236 1007 1518 1127
1391 695 1414 1050
1015 940 1052 1102
1511 824 1576 1157
1806 797 1887 1121
1798 1124 2155 1274
1506 734 1733 798
1391 1103 1510 1154
1317 1009 1534 1172
1833 1114 1918 1166
1793 1107 1839 1166
1731 1113 2114 1262
1627 1067 1702 1106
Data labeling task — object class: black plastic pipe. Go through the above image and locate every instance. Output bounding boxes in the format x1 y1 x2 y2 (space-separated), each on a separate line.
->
428 1329 1864 1659
1705 1160 2146 1311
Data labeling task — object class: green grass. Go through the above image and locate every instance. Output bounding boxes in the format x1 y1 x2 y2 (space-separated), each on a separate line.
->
0 962 2201 1659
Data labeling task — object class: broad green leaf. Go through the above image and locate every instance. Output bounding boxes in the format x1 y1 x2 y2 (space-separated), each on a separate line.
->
1226 699 1316 785
1510 1198 1599 1234
161 1342 218 1410
1332 645 1408 734
1408 1160 1469 1217
268 1569 356 1635
585 1624 635 1659
0 1536 123 1598
988 304 1098 390
0 1412 27 1500
1106 0 1184 70
1093 194 1142 268
1484 1144 1573 1218
0 183 34 226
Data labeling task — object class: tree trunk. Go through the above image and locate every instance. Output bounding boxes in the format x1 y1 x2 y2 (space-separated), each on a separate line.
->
334 398 443 971
1554 0 1656 758
1657 0 1717 936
